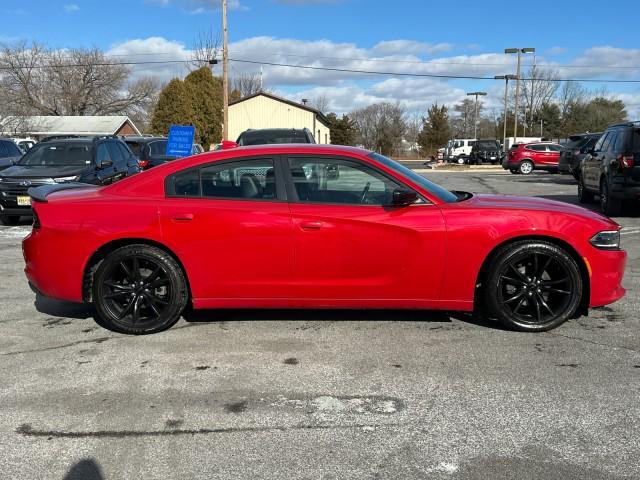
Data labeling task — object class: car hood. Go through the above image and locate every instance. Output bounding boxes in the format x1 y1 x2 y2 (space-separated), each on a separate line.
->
0 164 87 179
461 193 618 226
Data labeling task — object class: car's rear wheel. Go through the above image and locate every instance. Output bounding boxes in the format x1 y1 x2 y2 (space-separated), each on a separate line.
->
600 178 622 217
0 215 20 226
92 245 188 334
519 160 534 175
577 181 595 204
483 241 583 332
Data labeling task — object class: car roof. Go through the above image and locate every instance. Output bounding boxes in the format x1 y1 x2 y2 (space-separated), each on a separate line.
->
123 136 166 143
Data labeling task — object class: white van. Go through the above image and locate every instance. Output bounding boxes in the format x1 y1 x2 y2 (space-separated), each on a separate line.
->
447 139 477 163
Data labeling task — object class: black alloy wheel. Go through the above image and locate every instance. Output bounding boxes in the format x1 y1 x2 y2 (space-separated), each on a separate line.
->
600 178 622 217
484 241 582 331
0 215 20 226
92 245 188 334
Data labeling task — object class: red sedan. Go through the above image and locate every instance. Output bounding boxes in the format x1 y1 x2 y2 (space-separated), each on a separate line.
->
23 145 626 334
504 142 564 174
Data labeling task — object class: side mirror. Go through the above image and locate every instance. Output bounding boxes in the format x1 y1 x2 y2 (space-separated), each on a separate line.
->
98 159 113 169
391 188 419 206
221 140 238 150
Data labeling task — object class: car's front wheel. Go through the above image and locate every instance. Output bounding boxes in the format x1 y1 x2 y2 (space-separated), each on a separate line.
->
483 240 583 332
0 215 20 226
92 244 189 334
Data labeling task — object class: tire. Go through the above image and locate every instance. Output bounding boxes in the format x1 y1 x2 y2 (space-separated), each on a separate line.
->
600 178 622 217
457 157 465 165
483 240 583 332
577 180 595 204
92 244 189 334
519 160 534 175
0 215 20 226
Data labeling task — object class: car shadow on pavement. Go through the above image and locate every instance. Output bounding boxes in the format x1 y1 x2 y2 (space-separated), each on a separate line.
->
537 194 640 217
183 308 506 330
34 294 94 319
63 458 105 480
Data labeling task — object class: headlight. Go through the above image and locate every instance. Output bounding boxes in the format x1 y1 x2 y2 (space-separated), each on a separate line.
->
53 175 80 183
590 230 620 250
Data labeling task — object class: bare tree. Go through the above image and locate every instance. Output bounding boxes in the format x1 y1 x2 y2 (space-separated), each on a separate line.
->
231 72 262 98
521 66 560 130
557 81 588 119
190 28 220 69
350 102 407 155
0 41 159 117
310 94 329 113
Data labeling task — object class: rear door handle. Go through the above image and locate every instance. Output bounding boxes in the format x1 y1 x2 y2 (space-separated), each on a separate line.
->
300 221 323 231
172 214 194 222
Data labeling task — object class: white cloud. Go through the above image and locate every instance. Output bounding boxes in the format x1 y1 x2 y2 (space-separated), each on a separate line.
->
107 36 640 116
64 3 80 13
373 40 453 57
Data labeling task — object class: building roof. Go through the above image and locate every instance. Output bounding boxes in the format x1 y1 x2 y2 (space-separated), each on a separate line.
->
229 91 330 127
0 116 140 136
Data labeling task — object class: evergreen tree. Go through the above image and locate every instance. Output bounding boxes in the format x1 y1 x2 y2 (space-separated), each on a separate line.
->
150 79 194 137
417 103 450 154
326 113 357 145
184 67 223 148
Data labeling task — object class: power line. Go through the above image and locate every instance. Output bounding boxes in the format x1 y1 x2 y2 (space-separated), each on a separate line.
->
1 55 640 83
227 57 640 84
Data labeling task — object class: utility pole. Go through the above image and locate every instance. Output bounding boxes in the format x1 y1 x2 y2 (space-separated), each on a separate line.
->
495 75 516 151
222 0 229 140
505 48 535 144
466 91 487 139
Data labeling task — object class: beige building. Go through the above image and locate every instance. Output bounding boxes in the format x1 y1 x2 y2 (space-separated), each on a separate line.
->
228 92 331 144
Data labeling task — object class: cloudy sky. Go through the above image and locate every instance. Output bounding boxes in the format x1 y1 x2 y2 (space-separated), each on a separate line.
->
3 0 640 116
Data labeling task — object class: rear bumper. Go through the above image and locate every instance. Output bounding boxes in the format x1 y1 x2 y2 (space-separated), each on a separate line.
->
0 205 32 216
609 176 640 199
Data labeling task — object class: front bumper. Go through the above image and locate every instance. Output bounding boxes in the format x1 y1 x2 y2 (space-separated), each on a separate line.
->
587 247 626 308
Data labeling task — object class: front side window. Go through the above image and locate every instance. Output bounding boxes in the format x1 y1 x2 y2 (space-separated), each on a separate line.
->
288 157 402 206
594 132 609 152
547 144 563 152
527 144 546 152
96 144 111 165
168 158 276 200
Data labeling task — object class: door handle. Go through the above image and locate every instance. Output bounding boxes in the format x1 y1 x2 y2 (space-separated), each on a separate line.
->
172 214 194 222
300 221 323 231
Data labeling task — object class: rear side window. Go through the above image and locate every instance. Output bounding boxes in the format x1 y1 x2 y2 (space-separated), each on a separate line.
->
527 144 546 151
126 142 143 157
602 132 616 152
594 133 609 152
0 140 21 157
168 159 276 200
613 131 628 153
547 144 563 152
149 140 168 156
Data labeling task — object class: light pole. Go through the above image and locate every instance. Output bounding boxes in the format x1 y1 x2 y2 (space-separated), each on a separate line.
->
222 0 229 141
505 48 535 144
466 91 487 139
495 75 517 151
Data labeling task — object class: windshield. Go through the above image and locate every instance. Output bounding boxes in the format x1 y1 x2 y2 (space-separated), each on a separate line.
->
148 140 168 156
237 130 310 146
18 143 91 166
369 152 459 203
476 140 500 150
126 142 143 157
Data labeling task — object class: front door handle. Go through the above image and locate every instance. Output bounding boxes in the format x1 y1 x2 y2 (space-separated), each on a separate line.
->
172 214 194 222
300 221 323 231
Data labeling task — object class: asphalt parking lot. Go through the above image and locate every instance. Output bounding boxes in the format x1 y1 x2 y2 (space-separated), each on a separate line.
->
1 171 639 480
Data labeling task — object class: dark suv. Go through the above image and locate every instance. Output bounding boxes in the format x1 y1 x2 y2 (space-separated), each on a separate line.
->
578 122 640 216
236 128 316 146
0 138 23 171
469 139 501 165
123 136 204 170
558 132 601 180
0 136 140 224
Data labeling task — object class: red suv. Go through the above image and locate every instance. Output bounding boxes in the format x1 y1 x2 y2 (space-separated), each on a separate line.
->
503 142 563 175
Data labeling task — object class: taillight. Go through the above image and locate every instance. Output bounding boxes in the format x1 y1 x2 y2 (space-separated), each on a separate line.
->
620 154 634 168
138 159 150 169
